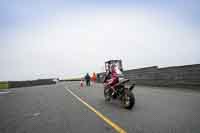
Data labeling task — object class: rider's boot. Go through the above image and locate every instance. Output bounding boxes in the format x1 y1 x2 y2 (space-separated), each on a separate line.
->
111 87 116 96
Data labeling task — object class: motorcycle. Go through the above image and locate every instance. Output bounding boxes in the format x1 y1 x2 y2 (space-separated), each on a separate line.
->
104 78 135 109
103 60 135 109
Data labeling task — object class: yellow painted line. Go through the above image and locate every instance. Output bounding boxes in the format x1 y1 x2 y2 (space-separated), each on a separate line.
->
66 88 127 133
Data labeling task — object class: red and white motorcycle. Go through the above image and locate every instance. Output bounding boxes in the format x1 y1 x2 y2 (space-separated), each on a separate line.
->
103 60 135 109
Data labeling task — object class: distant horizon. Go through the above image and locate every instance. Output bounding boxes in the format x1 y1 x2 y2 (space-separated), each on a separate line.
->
1 63 199 81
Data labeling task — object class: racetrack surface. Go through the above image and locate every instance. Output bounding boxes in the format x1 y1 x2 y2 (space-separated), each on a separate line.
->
0 82 200 133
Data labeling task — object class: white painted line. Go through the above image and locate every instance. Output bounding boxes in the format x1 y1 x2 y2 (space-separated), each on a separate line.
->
0 91 10 94
33 113 40 117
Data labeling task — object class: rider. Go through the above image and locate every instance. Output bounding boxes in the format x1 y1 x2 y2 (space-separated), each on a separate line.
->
105 64 119 95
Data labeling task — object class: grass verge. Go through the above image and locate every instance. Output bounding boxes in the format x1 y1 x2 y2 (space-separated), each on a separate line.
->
0 82 9 89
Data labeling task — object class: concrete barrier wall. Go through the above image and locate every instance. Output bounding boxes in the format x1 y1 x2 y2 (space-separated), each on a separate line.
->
123 66 158 85
153 64 200 88
8 79 56 88
97 64 200 88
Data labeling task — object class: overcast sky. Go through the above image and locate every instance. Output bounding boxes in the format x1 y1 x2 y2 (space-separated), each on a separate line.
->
0 0 200 81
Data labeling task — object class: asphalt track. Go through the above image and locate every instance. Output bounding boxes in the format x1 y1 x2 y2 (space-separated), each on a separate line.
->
0 82 200 133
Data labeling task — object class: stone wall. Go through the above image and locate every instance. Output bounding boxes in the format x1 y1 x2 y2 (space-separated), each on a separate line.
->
97 64 200 88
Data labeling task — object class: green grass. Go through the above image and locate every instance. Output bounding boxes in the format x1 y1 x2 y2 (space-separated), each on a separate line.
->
0 82 9 89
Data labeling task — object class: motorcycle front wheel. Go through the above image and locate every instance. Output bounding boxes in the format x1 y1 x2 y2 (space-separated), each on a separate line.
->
122 91 135 109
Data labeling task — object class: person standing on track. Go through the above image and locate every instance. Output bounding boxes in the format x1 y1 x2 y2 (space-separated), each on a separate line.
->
85 73 91 86
91 72 97 83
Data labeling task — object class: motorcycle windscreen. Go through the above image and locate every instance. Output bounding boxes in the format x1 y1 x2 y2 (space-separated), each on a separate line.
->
105 60 123 74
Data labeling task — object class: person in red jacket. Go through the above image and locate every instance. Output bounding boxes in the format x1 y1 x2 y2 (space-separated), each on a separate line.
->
91 72 97 83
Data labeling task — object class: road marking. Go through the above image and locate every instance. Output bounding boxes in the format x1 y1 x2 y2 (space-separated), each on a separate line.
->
33 113 40 117
0 91 10 95
65 88 127 133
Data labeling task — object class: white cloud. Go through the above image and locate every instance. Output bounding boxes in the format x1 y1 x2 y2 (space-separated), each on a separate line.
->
0 8 199 80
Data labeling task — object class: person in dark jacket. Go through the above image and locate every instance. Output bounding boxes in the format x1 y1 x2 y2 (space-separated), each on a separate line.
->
85 73 91 86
